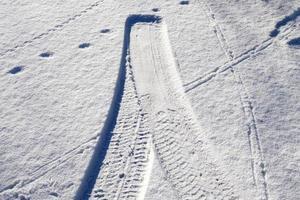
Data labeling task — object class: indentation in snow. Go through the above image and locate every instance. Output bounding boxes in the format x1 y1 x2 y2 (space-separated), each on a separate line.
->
179 0 189 5
8 66 23 74
39 51 54 58
78 43 91 48
287 37 300 47
100 28 111 33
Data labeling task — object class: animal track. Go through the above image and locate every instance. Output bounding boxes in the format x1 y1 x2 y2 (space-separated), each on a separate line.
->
19 195 30 200
0 0 103 57
184 7 299 92
269 29 280 37
49 192 59 197
287 37 300 47
8 66 23 74
39 51 54 58
0 136 99 196
79 43 91 49
100 28 111 33
190 1 277 199
269 8 300 37
179 1 189 5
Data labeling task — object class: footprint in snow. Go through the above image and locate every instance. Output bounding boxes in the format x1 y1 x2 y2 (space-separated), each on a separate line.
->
39 51 54 58
269 29 279 37
179 0 189 5
19 195 30 200
119 173 125 178
79 43 91 49
8 66 23 74
287 37 300 48
49 192 59 197
100 28 111 33
152 8 160 12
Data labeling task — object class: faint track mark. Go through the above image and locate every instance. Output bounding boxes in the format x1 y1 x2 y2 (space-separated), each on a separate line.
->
184 19 298 92
0 135 99 194
199 1 234 59
194 1 273 199
0 0 103 57
232 69 269 200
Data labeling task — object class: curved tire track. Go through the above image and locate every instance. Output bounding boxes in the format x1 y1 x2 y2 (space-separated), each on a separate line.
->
77 14 238 200
129 16 237 200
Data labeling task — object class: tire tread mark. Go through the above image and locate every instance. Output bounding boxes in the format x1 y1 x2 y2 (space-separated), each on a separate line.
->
91 55 151 200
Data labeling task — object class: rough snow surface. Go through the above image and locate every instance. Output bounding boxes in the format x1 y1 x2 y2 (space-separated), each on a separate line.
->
0 0 299 200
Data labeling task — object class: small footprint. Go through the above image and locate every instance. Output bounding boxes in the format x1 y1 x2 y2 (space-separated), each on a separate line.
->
152 8 160 12
287 37 300 47
179 0 189 5
269 29 279 37
49 192 59 197
119 173 125 178
19 195 30 200
8 66 23 74
79 43 91 49
39 51 54 58
100 28 111 33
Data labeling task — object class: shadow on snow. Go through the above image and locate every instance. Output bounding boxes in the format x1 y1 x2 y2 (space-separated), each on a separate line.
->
74 14 161 200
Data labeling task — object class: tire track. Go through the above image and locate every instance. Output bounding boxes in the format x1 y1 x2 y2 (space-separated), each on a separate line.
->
0 0 103 57
91 65 151 200
76 14 239 200
75 15 161 200
130 16 237 199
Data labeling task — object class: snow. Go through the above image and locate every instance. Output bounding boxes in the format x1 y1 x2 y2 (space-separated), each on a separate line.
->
0 0 299 199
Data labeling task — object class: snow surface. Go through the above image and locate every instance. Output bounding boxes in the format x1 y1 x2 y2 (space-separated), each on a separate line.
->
0 0 299 199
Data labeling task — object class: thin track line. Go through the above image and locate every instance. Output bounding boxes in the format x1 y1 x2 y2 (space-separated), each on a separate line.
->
0 0 103 57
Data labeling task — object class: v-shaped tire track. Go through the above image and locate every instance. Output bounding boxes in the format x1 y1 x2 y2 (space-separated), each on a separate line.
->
76 15 237 200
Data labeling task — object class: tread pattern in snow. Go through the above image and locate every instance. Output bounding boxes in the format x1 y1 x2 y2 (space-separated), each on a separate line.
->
91 58 151 200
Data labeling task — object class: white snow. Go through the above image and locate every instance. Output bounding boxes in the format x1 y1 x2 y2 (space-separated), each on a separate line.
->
0 0 299 200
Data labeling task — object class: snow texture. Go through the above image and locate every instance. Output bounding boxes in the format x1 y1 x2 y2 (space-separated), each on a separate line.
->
0 0 299 200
